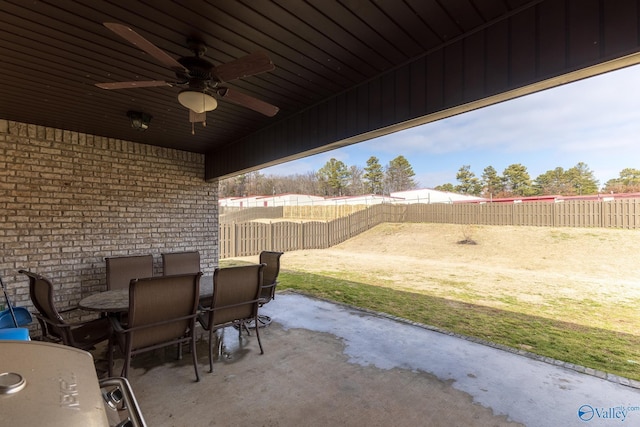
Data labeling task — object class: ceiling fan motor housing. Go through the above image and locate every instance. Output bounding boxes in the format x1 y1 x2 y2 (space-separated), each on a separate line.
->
177 56 215 82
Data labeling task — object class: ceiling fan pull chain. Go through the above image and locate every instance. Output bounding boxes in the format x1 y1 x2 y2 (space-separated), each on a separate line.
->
189 110 207 134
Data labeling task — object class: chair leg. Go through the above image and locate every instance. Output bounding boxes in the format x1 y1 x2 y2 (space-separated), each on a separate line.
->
107 336 114 377
122 342 132 379
208 328 214 373
122 358 129 379
234 320 252 335
254 314 264 355
217 328 224 359
241 320 251 336
191 334 200 382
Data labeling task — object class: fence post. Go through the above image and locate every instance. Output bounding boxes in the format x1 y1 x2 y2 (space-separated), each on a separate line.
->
326 221 331 247
299 222 304 250
231 223 237 258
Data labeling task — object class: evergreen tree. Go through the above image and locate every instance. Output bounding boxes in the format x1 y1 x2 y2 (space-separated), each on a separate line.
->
434 183 455 192
317 158 350 196
534 167 569 195
455 165 482 196
481 166 504 197
502 163 533 196
603 168 640 193
363 156 385 194
385 155 417 193
565 162 599 195
619 167 640 187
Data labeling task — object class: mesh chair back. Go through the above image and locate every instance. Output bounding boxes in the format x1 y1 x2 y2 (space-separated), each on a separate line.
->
20 270 112 350
127 273 201 350
162 251 200 275
258 251 283 302
22 271 65 340
209 264 264 327
106 254 153 290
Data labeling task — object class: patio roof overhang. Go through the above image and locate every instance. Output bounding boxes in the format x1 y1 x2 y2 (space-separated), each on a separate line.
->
1 1 640 181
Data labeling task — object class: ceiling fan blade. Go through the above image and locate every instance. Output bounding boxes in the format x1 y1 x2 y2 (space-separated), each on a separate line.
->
95 80 172 90
103 22 188 73
218 88 279 117
213 52 275 83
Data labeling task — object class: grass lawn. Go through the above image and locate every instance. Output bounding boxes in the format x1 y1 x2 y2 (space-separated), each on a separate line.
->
274 270 640 381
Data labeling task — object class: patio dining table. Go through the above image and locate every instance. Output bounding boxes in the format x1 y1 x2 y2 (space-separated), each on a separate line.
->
79 275 213 313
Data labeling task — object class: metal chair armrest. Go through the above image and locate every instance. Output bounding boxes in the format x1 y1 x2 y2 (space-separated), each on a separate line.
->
108 314 127 334
260 280 278 291
112 312 198 335
32 312 73 330
201 298 261 313
58 306 80 314
259 280 279 304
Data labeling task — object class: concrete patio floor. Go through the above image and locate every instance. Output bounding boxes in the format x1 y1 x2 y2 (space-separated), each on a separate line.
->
106 292 640 427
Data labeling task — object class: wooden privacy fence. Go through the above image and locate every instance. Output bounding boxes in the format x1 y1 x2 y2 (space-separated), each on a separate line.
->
219 199 640 258
405 199 640 228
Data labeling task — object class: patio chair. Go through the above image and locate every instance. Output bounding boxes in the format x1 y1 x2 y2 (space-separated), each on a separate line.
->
108 272 202 381
19 270 112 350
105 254 153 290
162 251 200 275
255 251 283 327
198 264 265 373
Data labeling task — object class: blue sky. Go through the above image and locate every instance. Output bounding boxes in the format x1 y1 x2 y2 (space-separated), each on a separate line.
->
260 64 640 189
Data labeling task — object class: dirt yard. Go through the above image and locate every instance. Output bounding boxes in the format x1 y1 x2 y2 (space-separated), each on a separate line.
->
240 223 640 333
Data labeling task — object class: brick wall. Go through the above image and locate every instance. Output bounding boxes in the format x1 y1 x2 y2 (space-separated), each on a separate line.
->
0 119 219 326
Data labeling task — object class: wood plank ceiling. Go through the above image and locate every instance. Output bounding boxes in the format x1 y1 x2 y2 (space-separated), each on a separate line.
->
1 1 639 180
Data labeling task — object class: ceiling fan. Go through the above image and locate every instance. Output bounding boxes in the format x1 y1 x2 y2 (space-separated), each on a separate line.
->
95 23 279 131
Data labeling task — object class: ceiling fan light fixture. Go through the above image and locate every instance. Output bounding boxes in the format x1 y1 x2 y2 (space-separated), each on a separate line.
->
178 90 217 114
126 110 152 131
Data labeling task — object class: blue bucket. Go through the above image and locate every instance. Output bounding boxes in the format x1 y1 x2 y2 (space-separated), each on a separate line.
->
0 327 30 341
0 307 32 328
